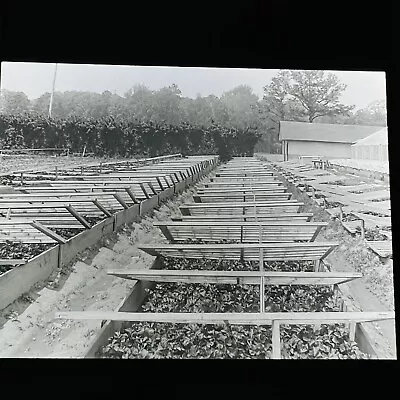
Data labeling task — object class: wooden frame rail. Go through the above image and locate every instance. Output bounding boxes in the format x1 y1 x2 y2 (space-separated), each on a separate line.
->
154 221 327 243
107 269 362 285
138 242 338 261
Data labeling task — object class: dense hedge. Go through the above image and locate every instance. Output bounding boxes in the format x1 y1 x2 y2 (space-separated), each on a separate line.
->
0 114 261 161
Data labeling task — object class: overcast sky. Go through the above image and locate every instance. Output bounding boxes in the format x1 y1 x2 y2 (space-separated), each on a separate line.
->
0 62 387 110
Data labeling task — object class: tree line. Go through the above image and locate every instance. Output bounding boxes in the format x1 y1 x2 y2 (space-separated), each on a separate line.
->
0 69 387 155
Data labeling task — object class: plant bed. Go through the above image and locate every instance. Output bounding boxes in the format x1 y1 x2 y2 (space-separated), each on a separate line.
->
0 175 14 186
97 256 369 359
82 215 106 226
51 227 85 240
341 213 359 223
358 211 389 218
160 256 314 273
322 181 346 186
370 198 390 203
349 190 364 194
354 226 389 241
0 241 55 276
325 201 344 209
97 280 368 359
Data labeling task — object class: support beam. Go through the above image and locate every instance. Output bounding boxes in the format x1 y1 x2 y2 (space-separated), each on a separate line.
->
65 205 91 229
113 193 129 209
156 177 165 191
140 183 150 199
125 187 140 204
30 221 67 244
92 199 112 217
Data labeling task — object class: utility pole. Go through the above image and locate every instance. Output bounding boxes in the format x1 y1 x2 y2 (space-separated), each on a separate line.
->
49 63 58 118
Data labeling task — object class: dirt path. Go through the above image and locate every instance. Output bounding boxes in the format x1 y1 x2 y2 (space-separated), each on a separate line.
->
0 189 195 358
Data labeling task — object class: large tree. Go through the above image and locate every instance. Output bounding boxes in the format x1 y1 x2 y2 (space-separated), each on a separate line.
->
262 70 355 123
0 89 31 115
220 85 261 130
352 99 387 126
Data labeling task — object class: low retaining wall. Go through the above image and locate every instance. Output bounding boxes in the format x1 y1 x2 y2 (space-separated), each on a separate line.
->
85 258 161 358
330 163 389 184
0 246 59 310
0 158 218 310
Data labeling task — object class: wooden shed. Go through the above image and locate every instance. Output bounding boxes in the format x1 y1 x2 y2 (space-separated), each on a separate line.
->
279 121 383 161
351 127 389 162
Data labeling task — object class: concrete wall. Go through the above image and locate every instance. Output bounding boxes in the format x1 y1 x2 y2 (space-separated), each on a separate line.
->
287 140 352 159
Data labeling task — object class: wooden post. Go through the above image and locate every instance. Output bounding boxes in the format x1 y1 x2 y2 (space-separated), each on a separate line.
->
349 322 356 342
314 259 321 272
58 244 63 269
20 172 24 185
81 166 84 176
271 320 281 359
339 205 343 221
55 166 58 180
360 219 365 239
311 187 315 199
6 208 11 219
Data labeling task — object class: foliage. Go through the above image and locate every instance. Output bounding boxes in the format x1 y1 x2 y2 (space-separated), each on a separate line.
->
0 113 261 160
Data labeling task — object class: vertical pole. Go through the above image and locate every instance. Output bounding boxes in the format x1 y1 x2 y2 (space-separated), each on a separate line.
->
49 63 58 118
55 166 58 180
360 219 365 239
339 205 343 221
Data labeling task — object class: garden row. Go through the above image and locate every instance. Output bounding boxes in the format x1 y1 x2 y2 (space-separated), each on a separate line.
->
55 157 394 359
268 158 392 260
0 154 219 310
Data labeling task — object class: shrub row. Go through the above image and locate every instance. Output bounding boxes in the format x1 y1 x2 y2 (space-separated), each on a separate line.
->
0 114 261 161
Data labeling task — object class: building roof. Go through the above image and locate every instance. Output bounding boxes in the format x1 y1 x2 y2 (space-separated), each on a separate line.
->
352 127 388 147
279 121 383 144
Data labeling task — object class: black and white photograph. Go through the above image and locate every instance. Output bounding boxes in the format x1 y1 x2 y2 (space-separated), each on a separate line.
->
0 62 394 360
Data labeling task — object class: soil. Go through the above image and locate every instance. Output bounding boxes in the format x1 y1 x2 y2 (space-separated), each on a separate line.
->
0 188 195 358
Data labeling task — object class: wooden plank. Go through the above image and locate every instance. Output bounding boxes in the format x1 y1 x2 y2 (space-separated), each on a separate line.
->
30 221 67 244
271 321 281 359
158 225 175 243
92 199 112 217
107 269 362 285
55 311 395 324
172 213 314 222
125 187 140 204
113 193 129 209
65 205 91 229
139 183 150 199
154 222 327 227
366 241 392 258
0 259 27 265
